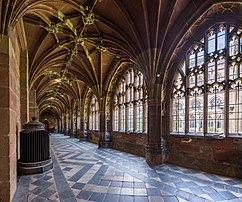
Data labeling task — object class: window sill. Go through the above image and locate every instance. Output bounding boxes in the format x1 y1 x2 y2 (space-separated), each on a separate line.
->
170 132 225 139
112 130 147 135
227 133 242 138
171 133 242 139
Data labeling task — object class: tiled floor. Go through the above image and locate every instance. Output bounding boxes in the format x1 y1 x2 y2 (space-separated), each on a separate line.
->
13 133 242 202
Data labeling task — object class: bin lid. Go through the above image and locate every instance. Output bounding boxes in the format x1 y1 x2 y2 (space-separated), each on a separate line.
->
23 117 45 131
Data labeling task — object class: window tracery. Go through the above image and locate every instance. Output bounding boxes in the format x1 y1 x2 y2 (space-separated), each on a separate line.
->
113 69 147 133
89 95 99 130
171 24 242 136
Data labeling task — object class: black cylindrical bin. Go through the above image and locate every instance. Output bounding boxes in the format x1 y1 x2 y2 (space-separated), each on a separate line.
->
18 117 53 175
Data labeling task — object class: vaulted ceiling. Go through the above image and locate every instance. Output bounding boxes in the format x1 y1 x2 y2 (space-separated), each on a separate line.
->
0 0 238 117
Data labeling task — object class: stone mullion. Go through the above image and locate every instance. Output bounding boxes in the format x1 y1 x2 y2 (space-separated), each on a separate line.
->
73 109 76 134
204 32 208 135
185 53 190 134
62 114 65 133
69 109 73 135
60 113 63 133
134 75 138 131
118 101 121 131
65 111 69 135
143 99 147 133
125 85 128 131
224 25 230 136
134 99 137 132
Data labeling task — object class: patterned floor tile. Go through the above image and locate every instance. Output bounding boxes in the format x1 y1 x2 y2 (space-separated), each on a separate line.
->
13 133 242 202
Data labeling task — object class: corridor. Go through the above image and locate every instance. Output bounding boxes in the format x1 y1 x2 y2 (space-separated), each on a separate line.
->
13 134 242 202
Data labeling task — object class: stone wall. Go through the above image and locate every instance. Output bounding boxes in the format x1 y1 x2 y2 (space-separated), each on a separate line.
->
110 132 147 157
29 87 38 119
86 131 147 157
166 136 242 178
87 131 100 144
0 29 21 201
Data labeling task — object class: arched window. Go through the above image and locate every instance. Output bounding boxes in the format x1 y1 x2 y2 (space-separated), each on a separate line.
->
171 24 242 137
113 69 147 133
89 95 99 130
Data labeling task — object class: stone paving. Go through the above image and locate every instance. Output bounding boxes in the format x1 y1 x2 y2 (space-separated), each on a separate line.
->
13 133 242 202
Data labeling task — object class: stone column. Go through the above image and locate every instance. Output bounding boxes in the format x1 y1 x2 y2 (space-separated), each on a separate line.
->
69 109 72 136
70 109 76 137
80 99 85 132
20 50 29 127
74 108 78 136
63 113 67 134
98 97 110 148
0 35 17 202
60 113 63 133
74 109 77 136
146 83 164 165
65 112 69 135
69 109 73 136
57 118 59 133
79 100 87 140
29 87 38 119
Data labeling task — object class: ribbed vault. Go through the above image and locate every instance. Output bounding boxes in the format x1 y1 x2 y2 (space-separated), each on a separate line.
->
0 0 239 118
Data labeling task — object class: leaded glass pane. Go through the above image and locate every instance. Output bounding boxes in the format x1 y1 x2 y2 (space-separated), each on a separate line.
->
208 61 215 84
230 36 239 56
229 63 238 80
229 79 242 134
120 105 125 131
197 49 204 66
172 98 185 133
207 93 224 134
217 58 225 82
240 36 242 53
218 27 225 50
136 103 143 132
89 95 99 131
128 104 133 131
188 95 203 133
189 75 195 88
240 64 242 77
208 31 215 53
197 73 204 86
189 52 196 68
89 114 93 130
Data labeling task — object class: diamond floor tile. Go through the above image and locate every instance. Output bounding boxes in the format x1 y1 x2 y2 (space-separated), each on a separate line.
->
13 133 242 202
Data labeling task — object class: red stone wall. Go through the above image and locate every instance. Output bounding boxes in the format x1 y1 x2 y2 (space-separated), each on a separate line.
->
0 29 21 201
110 132 147 157
86 131 147 157
166 136 242 178
87 131 100 144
